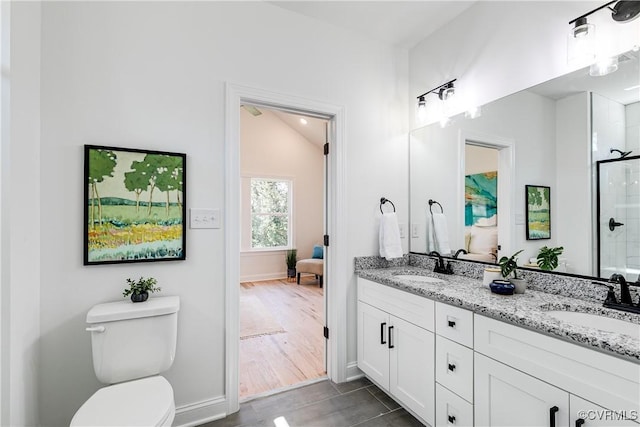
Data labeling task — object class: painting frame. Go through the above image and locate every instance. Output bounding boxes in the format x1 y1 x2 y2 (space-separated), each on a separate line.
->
525 184 551 240
84 145 187 265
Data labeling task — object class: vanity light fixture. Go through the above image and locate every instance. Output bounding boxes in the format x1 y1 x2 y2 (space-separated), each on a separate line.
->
416 79 456 120
568 1 640 71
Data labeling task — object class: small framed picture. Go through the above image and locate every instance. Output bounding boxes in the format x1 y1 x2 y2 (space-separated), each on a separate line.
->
525 185 550 240
84 145 186 265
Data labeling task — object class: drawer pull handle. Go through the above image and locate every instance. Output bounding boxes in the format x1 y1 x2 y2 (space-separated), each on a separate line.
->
448 415 456 424
575 419 585 427
550 406 559 427
388 325 394 349
448 320 456 328
448 363 456 372
380 322 387 345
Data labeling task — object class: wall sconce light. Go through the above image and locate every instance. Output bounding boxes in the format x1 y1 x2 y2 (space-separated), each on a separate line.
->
568 1 640 73
416 79 456 121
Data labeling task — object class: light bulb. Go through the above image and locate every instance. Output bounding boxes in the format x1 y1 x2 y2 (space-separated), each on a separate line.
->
567 18 595 66
417 96 427 122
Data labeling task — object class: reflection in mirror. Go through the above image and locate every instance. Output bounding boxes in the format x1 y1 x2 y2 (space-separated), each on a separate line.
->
409 49 640 281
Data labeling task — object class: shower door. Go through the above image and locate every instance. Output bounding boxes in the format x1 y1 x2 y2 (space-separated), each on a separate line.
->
597 155 640 281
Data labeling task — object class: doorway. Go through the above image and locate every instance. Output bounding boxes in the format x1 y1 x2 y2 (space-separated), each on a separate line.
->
457 131 515 259
224 82 347 415
238 104 328 398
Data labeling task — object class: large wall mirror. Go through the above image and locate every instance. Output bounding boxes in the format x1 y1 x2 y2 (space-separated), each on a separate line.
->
409 49 639 281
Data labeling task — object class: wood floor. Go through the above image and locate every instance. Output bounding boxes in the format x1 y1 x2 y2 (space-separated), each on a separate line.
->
239 276 325 398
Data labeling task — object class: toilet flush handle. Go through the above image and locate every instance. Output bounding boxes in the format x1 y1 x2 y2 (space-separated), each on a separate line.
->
86 326 105 333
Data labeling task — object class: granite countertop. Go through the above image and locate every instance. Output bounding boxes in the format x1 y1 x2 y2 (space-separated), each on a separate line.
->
356 266 640 362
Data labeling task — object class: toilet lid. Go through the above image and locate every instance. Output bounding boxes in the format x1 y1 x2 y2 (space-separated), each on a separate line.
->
71 376 174 426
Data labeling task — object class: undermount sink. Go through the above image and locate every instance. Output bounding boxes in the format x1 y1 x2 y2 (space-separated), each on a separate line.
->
545 311 640 340
393 275 445 284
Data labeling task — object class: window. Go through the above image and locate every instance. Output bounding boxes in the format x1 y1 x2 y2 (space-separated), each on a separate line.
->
250 178 292 249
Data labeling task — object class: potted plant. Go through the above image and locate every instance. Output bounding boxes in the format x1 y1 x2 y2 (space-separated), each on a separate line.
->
123 276 161 302
285 249 297 280
536 246 564 271
498 250 526 294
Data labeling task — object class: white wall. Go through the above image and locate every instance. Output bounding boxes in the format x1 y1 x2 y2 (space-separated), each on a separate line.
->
0 2 42 426
555 92 592 275
240 108 323 281
37 2 407 425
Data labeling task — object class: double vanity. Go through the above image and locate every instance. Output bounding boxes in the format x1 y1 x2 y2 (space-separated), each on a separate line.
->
355 255 640 427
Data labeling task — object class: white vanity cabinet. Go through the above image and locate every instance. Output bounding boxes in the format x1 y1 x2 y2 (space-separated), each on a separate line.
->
357 278 435 425
475 352 570 427
474 315 640 427
434 302 475 427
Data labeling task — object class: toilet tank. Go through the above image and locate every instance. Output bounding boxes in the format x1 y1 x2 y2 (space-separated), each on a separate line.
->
86 296 180 384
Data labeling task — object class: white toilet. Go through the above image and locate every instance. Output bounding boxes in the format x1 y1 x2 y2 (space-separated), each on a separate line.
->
71 296 180 427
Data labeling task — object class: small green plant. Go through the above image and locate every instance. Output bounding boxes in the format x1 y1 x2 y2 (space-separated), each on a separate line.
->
122 276 161 298
536 246 564 271
285 249 298 269
498 250 523 279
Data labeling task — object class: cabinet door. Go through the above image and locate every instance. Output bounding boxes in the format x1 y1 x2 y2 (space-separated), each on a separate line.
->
389 315 435 426
357 301 389 388
570 395 639 427
475 353 569 427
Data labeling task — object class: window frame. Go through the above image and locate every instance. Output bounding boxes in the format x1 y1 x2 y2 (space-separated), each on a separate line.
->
249 177 293 251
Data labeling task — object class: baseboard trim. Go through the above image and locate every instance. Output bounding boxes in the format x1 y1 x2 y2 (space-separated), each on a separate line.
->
239 273 286 282
345 361 363 382
173 396 227 427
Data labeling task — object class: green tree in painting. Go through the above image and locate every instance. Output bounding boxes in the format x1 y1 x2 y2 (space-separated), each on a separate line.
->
88 149 117 227
123 160 149 214
527 186 548 207
155 156 184 217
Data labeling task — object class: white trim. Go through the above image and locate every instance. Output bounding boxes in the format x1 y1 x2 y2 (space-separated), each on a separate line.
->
239 272 287 282
173 396 227 427
458 130 516 258
345 361 364 382
225 82 347 417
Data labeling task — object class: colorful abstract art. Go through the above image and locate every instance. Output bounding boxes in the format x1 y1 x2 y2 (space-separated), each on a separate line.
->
84 145 186 265
526 185 551 240
465 171 497 226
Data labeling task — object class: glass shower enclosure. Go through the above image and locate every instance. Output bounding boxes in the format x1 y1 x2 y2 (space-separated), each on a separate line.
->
597 155 640 281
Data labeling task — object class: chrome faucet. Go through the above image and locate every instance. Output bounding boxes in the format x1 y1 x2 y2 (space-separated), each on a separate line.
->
429 251 453 274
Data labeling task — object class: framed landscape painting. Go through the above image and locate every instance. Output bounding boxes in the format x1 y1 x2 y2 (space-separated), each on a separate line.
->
525 185 550 240
84 145 186 265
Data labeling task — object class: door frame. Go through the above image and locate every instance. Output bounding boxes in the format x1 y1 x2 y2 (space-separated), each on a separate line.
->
224 83 347 414
458 130 515 259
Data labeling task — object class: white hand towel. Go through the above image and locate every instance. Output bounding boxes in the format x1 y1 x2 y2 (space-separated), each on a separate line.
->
379 212 403 259
427 213 451 255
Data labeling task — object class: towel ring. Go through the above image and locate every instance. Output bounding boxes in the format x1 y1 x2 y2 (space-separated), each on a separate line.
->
428 199 443 214
380 197 396 214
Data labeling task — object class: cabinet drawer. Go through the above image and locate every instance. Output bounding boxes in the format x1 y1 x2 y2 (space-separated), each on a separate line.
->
474 314 640 415
436 383 474 427
436 335 473 402
435 302 473 348
358 278 434 331
570 395 640 426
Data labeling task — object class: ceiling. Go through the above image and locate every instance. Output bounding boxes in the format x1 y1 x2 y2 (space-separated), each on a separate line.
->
269 1 477 49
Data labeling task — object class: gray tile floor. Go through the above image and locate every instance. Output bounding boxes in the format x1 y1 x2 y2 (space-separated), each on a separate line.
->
199 378 424 427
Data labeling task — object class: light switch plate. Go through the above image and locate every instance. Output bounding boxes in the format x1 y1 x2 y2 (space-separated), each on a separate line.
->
190 208 221 229
399 223 406 238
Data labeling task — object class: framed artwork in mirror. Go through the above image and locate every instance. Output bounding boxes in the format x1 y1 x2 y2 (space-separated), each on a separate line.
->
84 145 186 265
525 185 550 240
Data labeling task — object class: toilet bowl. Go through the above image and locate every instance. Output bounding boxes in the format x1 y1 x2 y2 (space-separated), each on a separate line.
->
70 376 175 427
